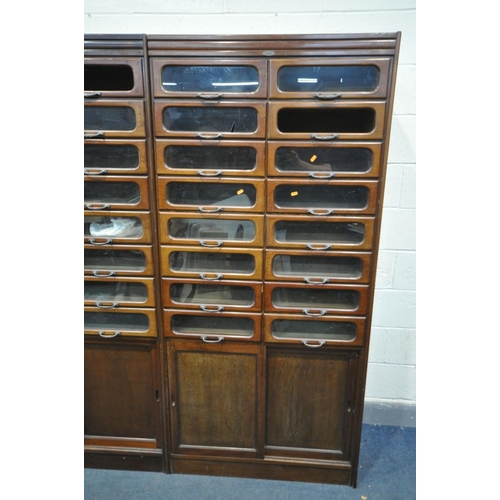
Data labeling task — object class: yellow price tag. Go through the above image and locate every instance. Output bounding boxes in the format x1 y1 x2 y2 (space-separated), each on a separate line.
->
291 191 298 197
310 155 317 162
237 189 244 195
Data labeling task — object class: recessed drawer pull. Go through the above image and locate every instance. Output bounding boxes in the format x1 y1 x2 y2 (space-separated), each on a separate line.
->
200 240 223 248
95 302 119 309
199 273 223 280
201 335 224 343
196 133 224 140
92 271 116 278
200 305 224 312
88 238 113 246
198 206 223 213
84 169 108 176
307 209 334 216
312 93 342 100
304 277 329 285
308 172 335 179
303 309 327 317
302 340 325 348
85 132 105 139
198 170 222 177
306 243 331 251
85 203 111 211
84 91 102 98
197 93 223 100
98 331 121 338
311 134 339 141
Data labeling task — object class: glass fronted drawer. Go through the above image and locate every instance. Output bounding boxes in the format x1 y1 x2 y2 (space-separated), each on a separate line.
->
265 250 371 283
266 215 374 250
84 100 146 138
84 211 151 245
264 282 368 315
84 139 148 176
84 176 150 211
154 100 266 139
84 245 155 277
162 278 262 312
268 101 386 140
155 139 265 177
267 141 382 178
161 246 263 281
84 276 156 308
159 213 264 247
84 58 144 98
151 58 267 99
156 177 265 213
84 306 157 338
269 57 391 99
267 179 378 215
164 310 262 342
263 314 365 347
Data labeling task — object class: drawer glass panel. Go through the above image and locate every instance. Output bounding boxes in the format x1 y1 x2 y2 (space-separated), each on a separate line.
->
84 281 148 304
84 181 141 205
168 218 256 242
84 144 140 171
275 147 372 173
84 216 144 239
85 65 134 91
167 182 256 208
84 106 137 131
277 65 380 93
271 287 360 310
271 319 356 341
170 283 255 307
165 145 257 171
162 66 259 93
274 220 365 245
84 311 149 332
274 185 368 210
163 107 258 133
84 249 146 272
277 108 375 133
169 251 255 274
171 314 254 337
272 255 363 279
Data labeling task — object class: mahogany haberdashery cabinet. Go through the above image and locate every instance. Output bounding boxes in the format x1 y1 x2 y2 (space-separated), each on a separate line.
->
84 32 401 487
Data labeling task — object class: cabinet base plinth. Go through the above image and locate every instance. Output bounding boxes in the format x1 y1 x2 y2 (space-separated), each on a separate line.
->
84 450 164 472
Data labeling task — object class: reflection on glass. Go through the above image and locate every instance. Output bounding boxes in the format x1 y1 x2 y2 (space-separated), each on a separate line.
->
84 144 140 170
168 218 256 242
274 185 369 210
170 283 255 307
271 319 356 341
272 255 363 279
271 287 359 310
163 107 257 133
84 65 135 91
84 311 149 332
84 249 146 272
84 181 141 205
84 106 136 131
162 66 259 93
165 145 256 170
84 281 148 303
275 147 372 173
277 65 379 92
171 315 254 337
169 251 255 274
167 182 256 207
84 216 144 239
277 108 375 133
274 221 365 245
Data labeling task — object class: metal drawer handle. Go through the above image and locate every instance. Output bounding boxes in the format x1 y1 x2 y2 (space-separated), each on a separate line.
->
85 132 105 139
197 93 223 100
196 133 224 140
306 243 331 251
98 331 121 338
200 240 223 248
303 309 327 317
92 271 116 278
312 93 342 100
85 203 110 211
304 277 329 285
302 340 325 348
84 92 102 98
199 273 223 280
198 170 222 177
96 302 119 309
84 169 108 176
308 172 335 179
198 206 223 213
307 209 334 216
311 134 339 141
201 335 224 343
88 238 113 246
200 305 224 312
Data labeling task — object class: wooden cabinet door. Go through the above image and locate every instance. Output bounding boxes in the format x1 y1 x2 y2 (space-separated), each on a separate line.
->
265 348 359 462
167 341 264 458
